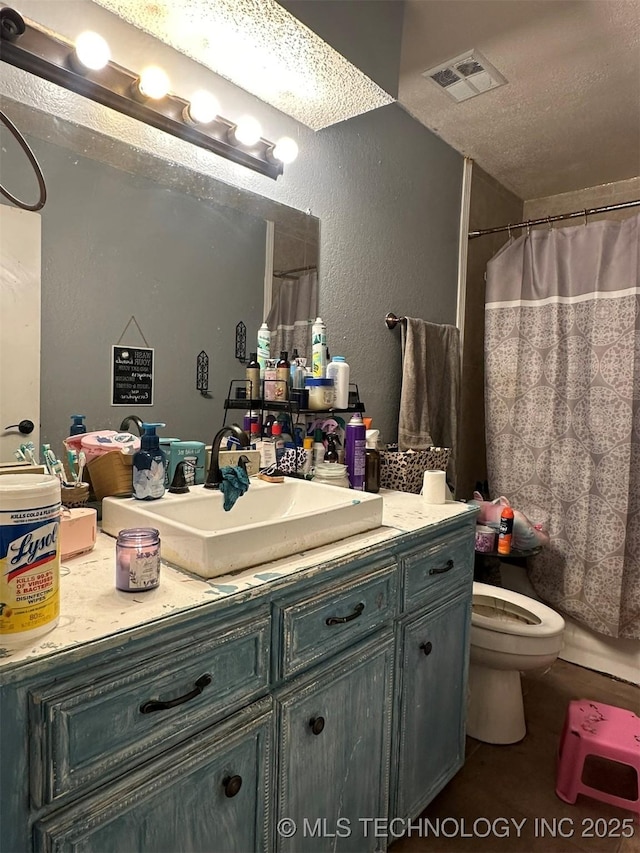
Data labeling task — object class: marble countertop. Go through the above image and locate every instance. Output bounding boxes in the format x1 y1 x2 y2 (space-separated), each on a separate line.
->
0 490 476 670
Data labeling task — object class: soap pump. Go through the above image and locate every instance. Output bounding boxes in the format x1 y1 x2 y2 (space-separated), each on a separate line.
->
69 414 87 436
133 423 167 500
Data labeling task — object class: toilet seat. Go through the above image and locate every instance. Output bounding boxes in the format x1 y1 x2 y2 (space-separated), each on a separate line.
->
472 581 565 637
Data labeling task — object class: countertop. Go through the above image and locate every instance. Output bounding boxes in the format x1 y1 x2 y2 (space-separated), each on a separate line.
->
0 490 477 670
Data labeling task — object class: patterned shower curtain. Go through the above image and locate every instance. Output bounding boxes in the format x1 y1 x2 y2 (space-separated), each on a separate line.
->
266 269 318 362
484 214 640 640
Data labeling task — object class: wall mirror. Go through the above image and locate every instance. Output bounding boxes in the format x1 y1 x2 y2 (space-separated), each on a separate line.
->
0 97 319 452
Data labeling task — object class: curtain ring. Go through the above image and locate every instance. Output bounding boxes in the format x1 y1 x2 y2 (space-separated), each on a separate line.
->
507 223 512 240
547 215 553 230
583 208 588 226
526 221 532 237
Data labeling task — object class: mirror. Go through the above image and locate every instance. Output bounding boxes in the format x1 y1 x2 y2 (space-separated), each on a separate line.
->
0 98 319 450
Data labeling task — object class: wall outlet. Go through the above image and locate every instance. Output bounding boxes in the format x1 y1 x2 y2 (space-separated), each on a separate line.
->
213 449 261 476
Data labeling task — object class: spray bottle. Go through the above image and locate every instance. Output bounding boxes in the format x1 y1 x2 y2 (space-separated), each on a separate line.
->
257 323 271 378
345 410 366 490
133 423 167 500
312 317 327 378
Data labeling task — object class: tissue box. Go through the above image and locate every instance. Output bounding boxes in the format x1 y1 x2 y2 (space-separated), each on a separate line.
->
168 441 206 486
60 508 97 560
379 444 451 494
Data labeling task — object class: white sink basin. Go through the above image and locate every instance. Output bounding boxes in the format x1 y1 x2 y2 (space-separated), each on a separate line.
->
102 479 383 579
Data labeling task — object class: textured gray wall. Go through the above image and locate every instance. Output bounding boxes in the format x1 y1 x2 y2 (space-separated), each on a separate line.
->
2 0 463 449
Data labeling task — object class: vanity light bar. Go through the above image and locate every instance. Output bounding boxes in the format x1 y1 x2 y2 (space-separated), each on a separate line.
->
0 10 285 180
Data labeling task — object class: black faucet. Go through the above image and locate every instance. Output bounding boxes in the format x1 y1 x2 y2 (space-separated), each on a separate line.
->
119 415 144 435
205 424 250 489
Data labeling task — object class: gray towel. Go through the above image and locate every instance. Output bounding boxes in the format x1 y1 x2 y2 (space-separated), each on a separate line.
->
398 318 460 491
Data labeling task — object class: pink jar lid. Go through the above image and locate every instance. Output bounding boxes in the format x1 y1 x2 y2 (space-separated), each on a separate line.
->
80 431 140 460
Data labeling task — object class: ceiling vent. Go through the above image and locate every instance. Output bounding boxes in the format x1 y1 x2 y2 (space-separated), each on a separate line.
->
422 50 507 102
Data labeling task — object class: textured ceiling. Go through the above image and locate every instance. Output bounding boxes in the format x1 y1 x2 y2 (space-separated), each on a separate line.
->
93 0 393 131
397 0 640 201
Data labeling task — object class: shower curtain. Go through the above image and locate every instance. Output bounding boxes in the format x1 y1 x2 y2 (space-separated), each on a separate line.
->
266 269 318 362
484 214 640 640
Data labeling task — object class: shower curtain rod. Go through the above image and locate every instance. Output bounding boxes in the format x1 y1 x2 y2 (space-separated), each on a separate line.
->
273 265 317 278
468 198 640 239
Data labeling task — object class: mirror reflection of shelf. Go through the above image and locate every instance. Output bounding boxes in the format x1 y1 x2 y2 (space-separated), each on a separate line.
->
223 380 363 416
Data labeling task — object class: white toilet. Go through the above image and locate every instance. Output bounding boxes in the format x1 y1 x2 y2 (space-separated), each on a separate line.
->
467 581 565 744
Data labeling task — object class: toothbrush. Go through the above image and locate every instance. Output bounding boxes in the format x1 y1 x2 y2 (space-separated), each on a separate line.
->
77 450 86 485
67 448 79 483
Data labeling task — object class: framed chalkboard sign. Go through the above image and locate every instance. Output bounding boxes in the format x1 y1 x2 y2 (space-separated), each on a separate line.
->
111 345 154 406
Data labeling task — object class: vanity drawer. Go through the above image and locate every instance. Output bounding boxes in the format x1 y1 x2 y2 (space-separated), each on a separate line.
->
402 531 473 612
275 562 397 679
29 609 270 806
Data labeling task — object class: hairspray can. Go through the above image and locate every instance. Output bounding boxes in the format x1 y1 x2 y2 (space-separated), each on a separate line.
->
497 506 514 555
345 411 366 490
312 317 327 378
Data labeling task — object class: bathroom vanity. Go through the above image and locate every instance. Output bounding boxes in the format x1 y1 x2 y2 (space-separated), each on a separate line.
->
0 491 477 852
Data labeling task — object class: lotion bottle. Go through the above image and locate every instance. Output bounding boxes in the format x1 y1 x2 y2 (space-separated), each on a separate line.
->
133 423 167 501
326 356 350 409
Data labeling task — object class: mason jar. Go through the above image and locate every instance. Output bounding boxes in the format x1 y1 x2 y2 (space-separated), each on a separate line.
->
116 527 161 591
313 462 350 488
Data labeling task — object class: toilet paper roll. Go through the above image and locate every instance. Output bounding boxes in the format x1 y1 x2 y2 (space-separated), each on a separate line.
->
421 470 447 504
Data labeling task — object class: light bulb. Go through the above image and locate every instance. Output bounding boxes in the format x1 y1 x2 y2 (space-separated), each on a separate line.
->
233 116 262 146
137 66 170 100
185 91 220 125
272 137 298 164
72 31 111 72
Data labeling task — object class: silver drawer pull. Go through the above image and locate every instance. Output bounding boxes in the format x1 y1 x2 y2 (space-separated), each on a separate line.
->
139 673 212 714
325 602 365 626
429 559 454 576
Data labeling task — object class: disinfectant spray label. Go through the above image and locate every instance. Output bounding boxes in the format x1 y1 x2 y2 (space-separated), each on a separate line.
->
0 503 60 637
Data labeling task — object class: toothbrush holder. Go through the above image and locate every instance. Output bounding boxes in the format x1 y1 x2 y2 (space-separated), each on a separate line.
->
60 482 90 508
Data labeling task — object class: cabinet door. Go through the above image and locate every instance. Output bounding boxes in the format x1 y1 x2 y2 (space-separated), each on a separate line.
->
394 592 471 821
277 636 394 853
34 703 273 853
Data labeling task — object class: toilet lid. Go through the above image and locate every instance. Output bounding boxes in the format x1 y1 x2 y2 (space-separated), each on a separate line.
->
472 581 565 638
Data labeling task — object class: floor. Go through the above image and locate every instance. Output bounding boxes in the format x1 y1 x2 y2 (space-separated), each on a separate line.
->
390 660 639 853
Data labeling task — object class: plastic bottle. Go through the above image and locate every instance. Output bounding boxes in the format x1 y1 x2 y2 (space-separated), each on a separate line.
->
312 317 327 378
69 414 87 436
257 323 271 378
133 423 167 501
302 436 314 474
276 351 290 400
245 352 261 400
497 506 514 555
312 428 325 468
365 429 380 494
326 356 350 409
272 422 285 462
345 411 366 490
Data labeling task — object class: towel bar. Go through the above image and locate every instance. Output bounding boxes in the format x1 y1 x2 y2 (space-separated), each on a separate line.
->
385 312 406 329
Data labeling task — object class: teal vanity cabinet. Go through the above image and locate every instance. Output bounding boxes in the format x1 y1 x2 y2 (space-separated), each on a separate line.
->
0 509 476 853
392 529 474 821
272 557 398 852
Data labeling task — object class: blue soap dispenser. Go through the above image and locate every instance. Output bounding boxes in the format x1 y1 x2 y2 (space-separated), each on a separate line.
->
69 414 87 436
133 423 167 500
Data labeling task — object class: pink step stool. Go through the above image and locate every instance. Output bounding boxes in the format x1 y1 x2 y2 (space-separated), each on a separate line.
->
556 700 640 817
